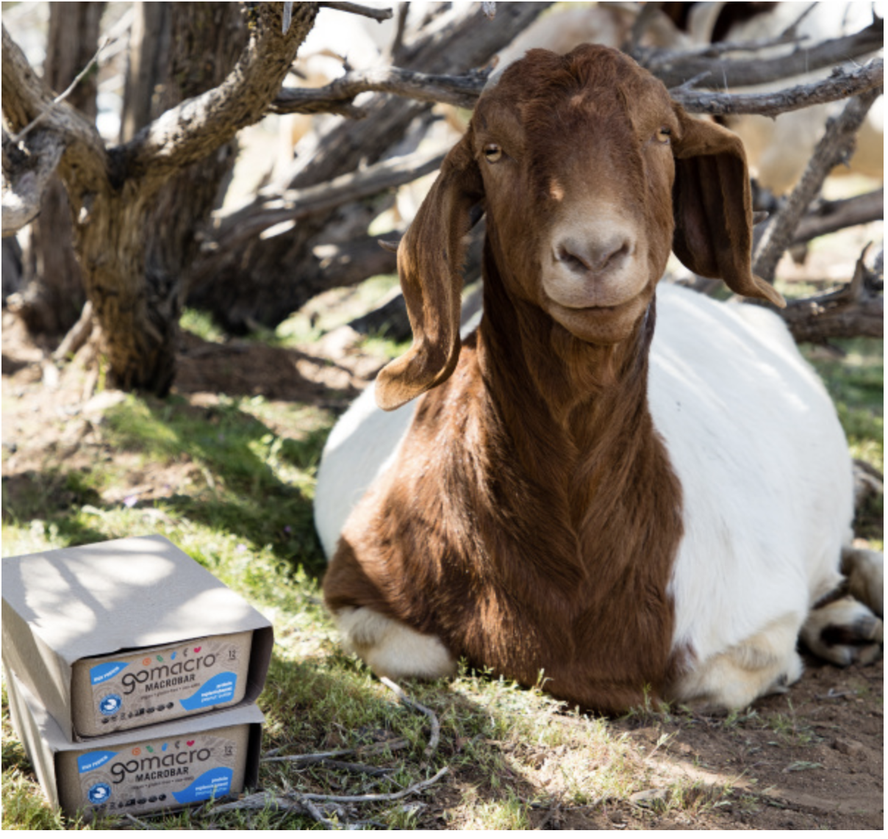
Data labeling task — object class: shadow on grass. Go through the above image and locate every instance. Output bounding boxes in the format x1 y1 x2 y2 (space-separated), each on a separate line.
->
2 392 333 577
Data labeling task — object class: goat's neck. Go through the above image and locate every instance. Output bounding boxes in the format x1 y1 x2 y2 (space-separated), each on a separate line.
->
477 242 661 530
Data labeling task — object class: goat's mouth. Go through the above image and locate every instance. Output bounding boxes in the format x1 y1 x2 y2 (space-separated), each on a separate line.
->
545 291 651 344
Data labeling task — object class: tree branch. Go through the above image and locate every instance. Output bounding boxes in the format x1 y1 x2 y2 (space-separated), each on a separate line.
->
753 86 883 283
119 3 318 183
207 149 445 249
7 8 134 145
318 1 394 22
2 24 109 196
672 58 883 117
1 128 65 236
640 17 883 89
792 189 883 246
272 56 882 121
775 246 883 343
273 65 490 115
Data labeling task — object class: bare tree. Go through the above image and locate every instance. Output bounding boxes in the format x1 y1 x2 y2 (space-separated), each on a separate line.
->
3 3 320 392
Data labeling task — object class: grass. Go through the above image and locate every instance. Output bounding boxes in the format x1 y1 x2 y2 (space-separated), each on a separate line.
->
1 285 883 829
801 336 884 545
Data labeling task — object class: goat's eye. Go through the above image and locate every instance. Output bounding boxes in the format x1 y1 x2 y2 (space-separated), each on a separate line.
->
656 127 672 145
483 143 503 163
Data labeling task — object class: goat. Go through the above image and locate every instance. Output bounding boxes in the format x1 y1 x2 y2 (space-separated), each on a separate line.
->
315 45 883 713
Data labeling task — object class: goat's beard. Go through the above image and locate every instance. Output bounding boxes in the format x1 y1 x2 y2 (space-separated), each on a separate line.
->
549 321 622 392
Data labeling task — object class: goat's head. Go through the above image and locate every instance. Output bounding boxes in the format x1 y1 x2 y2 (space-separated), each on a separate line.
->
376 44 785 411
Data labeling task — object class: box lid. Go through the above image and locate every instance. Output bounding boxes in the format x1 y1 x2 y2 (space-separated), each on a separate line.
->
2 535 271 661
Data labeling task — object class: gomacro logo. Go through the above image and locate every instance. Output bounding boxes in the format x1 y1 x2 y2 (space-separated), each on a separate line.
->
120 652 217 695
109 744 212 784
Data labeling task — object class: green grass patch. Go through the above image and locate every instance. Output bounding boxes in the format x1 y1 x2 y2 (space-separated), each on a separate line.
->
802 338 883 469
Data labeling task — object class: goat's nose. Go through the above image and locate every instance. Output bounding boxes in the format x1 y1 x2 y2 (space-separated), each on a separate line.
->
555 235 633 276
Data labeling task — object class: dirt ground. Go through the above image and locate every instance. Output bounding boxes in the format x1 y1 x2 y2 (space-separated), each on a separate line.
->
2 311 883 831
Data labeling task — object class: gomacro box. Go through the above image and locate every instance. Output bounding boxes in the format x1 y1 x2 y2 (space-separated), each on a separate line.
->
5 666 263 819
70 629 254 736
2 535 273 740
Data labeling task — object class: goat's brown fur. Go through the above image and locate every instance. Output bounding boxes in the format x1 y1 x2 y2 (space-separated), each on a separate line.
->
323 45 779 712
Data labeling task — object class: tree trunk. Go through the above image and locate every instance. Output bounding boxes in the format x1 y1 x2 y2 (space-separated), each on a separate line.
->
144 3 246 285
93 2 247 393
15 2 102 336
119 3 171 144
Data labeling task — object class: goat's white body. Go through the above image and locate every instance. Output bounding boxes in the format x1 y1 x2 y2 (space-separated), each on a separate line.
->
315 283 854 705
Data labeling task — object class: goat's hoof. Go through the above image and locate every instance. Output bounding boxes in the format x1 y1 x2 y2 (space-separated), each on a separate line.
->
802 596 884 667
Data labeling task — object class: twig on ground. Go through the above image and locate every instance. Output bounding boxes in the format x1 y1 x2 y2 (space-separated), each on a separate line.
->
262 736 410 764
268 754 396 777
300 766 449 803
816 689 855 700
124 813 155 829
380 676 441 763
209 767 449 813
298 795 339 829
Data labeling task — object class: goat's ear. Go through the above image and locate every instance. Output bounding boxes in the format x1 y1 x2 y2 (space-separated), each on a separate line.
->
375 131 484 411
671 107 785 308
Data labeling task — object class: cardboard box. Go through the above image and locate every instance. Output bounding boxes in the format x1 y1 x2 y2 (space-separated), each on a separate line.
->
5 666 263 819
2 535 273 740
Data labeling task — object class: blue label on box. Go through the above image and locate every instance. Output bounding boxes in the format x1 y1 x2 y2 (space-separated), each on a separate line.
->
90 661 129 685
171 767 233 804
77 750 118 774
98 693 123 716
178 672 237 711
87 782 112 805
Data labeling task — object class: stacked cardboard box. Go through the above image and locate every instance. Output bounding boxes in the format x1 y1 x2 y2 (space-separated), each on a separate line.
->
2 535 273 819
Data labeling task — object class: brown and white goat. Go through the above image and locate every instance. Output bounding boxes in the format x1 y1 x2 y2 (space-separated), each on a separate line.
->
315 45 882 713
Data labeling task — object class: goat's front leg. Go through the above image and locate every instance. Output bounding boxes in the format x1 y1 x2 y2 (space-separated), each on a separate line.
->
668 613 805 712
332 606 458 680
